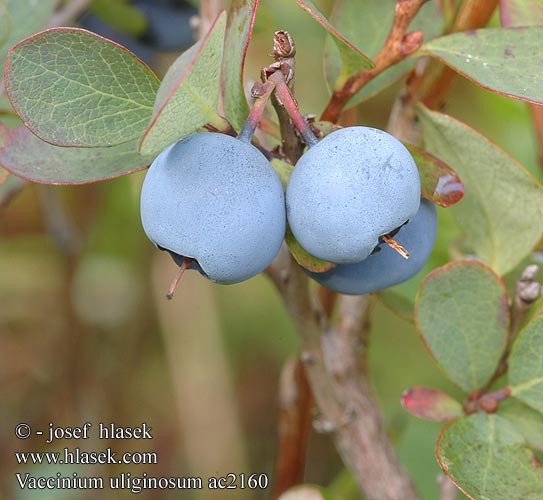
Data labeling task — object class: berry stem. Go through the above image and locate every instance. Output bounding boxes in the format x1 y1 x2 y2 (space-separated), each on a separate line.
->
268 71 319 148
166 258 191 300
237 80 277 144
381 234 410 259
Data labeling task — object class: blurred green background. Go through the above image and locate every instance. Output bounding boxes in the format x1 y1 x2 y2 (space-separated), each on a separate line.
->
0 1 541 499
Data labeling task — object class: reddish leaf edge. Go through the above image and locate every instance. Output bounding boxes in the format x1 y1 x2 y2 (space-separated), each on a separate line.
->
0 126 150 186
220 0 260 110
139 10 227 153
414 259 511 393
401 386 463 422
295 0 375 69
435 419 477 500
418 104 543 190
4 27 160 150
406 144 465 207
420 27 543 106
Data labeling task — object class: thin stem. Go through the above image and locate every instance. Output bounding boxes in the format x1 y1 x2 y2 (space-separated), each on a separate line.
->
269 71 319 148
321 0 427 123
166 258 191 300
381 234 410 259
237 81 276 143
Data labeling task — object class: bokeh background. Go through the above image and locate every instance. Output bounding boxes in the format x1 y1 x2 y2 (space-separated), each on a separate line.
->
1 1 541 499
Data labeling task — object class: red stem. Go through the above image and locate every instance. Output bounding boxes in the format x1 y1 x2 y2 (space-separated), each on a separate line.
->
268 71 319 148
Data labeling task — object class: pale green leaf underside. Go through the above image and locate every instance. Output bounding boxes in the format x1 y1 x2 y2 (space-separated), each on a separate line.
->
220 0 257 132
324 0 442 105
296 0 374 79
416 261 508 392
420 27 543 104
140 12 227 156
437 413 543 500
0 126 154 184
418 106 543 275
500 399 543 450
6 28 160 147
509 315 543 415
0 0 56 63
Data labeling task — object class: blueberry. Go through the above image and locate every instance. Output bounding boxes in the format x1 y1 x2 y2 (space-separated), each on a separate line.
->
306 199 437 295
140 133 286 284
286 127 421 264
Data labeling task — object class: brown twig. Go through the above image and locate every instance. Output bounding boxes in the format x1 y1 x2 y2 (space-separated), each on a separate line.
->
321 0 427 123
267 31 306 162
272 358 313 499
46 0 93 28
530 104 543 174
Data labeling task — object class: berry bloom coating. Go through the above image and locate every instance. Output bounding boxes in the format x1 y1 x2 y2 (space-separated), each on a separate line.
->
140 133 286 284
306 199 437 295
286 126 421 264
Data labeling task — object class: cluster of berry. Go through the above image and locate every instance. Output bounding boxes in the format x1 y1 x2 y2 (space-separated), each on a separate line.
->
140 120 437 296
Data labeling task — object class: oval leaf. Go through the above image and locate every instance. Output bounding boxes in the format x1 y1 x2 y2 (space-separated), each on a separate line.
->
285 226 336 274
5 28 160 148
0 0 57 63
324 0 442 103
500 399 543 450
406 144 464 207
418 105 543 276
500 0 543 27
419 27 543 104
221 0 259 131
509 314 543 415
295 0 374 81
140 12 227 156
415 260 509 393
401 387 463 421
0 126 154 184
437 413 543 500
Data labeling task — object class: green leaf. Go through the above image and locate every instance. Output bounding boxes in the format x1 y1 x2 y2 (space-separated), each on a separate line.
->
0 126 154 184
509 314 543 415
323 0 442 105
0 0 56 63
295 0 374 84
500 0 543 27
220 0 258 131
500 399 543 450
376 289 415 323
415 260 509 393
406 145 464 208
418 106 543 276
89 0 148 37
139 12 227 156
285 226 336 273
270 158 293 189
419 27 543 104
401 387 463 421
5 28 160 148
437 413 543 500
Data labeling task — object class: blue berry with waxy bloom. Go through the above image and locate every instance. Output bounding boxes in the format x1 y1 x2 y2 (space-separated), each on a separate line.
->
140 132 286 288
286 126 421 264
306 199 437 295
